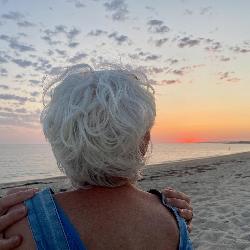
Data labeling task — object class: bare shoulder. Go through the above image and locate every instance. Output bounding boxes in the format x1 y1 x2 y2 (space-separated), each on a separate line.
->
141 191 180 249
4 216 36 250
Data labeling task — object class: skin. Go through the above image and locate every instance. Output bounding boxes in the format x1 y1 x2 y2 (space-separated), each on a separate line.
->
1 185 193 250
4 184 179 250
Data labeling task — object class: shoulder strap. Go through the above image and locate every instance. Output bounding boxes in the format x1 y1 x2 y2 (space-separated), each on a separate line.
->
148 189 193 250
25 188 70 250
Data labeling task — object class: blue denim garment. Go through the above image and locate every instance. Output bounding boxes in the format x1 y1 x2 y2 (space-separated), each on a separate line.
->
148 189 193 250
25 188 193 250
25 188 86 250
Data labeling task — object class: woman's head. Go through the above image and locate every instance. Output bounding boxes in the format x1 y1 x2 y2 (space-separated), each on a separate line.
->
41 64 156 187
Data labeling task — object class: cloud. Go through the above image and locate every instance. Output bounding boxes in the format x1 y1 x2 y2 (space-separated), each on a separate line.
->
68 52 88 63
0 84 9 89
0 68 8 76
68 42 79 48
108 31 129 45
88 29 108 36
136 66 168 75
33 57 52 72
172 69 184 76
15 74 24 79
0 94 28 104
128 51 161 62
161 79 180 84
9 39 36 52
0 109 40 128
145 6 155 12
183 9 193 15
219 56 230 62
104 0 129 21
200 6 212 15
30 91 39 97
167 58 179 64
17 21 35 27
67 0 85 8
218 71 240 83
145 54 161 61
0 34 36 52
29 80 40 84
230 46 250 53
0 34 10 41
12 59 34 68
178 36 200 48
147 19 170 33
42 25 80 45
41 35 61 46
15 108 27 113
1 11 24 21
18 32 28 37
154 38 168 47
204 40 221 52
66 27 81 40
55 49 67 56
0 54 8 63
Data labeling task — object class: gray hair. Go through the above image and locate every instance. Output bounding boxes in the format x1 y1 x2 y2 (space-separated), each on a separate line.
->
41 64 156 187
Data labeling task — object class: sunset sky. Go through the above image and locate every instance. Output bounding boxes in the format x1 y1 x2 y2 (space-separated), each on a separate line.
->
0 0 249 143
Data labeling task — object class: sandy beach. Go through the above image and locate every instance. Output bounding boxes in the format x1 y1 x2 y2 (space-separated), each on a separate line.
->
1 151 250 250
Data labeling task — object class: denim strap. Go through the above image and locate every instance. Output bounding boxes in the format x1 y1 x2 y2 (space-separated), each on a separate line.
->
25 188 70 250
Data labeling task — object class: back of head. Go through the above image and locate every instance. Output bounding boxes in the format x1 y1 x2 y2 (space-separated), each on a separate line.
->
41 64 156 187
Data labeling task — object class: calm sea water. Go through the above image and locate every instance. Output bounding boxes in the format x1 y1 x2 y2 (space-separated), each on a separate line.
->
0 143 250 184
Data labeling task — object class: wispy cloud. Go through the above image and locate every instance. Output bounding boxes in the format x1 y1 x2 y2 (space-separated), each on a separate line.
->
67 0 86 8
108 31 129 45
178 36 201 48
17 20 35 27
204 40 222 52
0 34 36 52
183 9 193 15
219 56 230 62
68 41 79 48
1 11 24 21
0 68 8 76
0 109 40 128
218 71 240 83
147 19 170 34
68 52 88 63
0 84 9 89
88 29 108 36
104 0 129 21
200 6 212 15
145 54 161 61
161 79 180 84
0 94 29 104
128 50 161 62
41 25 81 46
230 46 250 53
12 58 34 68
154 38 168 47
29 80 40 85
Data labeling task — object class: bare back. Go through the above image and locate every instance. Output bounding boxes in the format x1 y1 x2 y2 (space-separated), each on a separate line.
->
5 185 179 250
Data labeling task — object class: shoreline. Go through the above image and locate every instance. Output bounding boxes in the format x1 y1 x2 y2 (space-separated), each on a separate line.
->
1 151 250 249
1 151 249 190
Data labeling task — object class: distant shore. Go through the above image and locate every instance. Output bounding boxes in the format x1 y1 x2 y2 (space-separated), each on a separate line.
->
1 151 250 249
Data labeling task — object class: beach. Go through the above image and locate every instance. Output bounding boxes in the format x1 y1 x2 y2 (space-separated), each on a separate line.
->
1 151 250 250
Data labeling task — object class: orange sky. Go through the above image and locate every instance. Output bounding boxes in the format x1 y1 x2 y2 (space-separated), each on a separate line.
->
0 1 250 143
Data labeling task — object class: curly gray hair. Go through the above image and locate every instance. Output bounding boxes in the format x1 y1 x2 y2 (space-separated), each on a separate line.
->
41 64 156 187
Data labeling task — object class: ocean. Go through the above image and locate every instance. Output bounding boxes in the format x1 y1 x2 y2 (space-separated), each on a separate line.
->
0 143 250 184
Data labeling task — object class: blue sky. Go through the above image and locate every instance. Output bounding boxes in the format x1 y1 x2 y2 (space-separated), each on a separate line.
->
0 0 250 143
